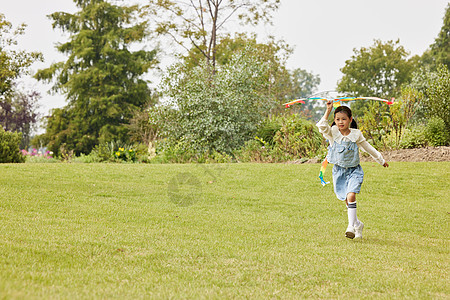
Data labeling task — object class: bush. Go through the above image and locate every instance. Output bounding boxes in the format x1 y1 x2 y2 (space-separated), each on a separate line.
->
87 141 145 163
153 138 232 163
0 127 25 163
21 148 58 163
256 118 282 146
426 64 450 129
398 125 428 149
235 114 325 162
425 117 450 146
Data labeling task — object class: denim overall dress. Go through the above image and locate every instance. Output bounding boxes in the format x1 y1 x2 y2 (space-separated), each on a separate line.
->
327 140 364 201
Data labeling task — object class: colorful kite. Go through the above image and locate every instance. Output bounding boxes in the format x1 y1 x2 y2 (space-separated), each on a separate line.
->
284 96 394 108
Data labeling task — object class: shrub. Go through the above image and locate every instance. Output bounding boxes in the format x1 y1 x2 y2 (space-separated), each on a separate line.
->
256 118 281 146
153 138 232 163
88 141 143 163
0 128 26 163
398 125 428 149
426 64 450 129
235 114 325 162
21 148 58 163
425 117 449 146
0 128 25 163
273 115 324 158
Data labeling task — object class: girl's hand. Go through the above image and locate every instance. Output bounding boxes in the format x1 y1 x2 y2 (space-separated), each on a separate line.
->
326 100 333 112
383 162 389 168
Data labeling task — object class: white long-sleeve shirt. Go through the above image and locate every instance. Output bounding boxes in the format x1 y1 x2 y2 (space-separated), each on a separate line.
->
316 117 385 166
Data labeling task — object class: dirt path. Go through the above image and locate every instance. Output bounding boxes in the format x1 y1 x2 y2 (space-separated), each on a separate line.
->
296 146 450 164
360 146 450 162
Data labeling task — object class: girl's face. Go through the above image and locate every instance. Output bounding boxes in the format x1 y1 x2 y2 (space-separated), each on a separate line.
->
334 112 352 131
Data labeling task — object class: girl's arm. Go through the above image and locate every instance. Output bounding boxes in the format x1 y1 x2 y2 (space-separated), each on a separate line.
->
316 101 334 141
358 140 389 167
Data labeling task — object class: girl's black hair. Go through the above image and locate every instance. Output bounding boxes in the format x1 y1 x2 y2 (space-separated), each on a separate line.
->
331 106 358 129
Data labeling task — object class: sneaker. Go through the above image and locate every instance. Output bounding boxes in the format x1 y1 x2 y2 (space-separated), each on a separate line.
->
345 225 355 239
354 221 364 239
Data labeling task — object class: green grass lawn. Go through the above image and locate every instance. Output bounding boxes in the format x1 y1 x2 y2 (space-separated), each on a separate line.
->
0 162 448 299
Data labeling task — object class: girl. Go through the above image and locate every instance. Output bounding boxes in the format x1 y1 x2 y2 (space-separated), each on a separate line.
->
316 101 389 239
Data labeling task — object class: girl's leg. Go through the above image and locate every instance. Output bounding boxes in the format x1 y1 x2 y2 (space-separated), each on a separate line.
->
346 192 364 239
347 192 358 226
345 193 358 239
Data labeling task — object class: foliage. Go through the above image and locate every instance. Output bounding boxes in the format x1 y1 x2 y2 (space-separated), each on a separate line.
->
127 103 160 147
114 147 136 162
144 0 280 70
358 102 390 151
273 115 324 158
183 33 298 111
21 148 58 163
35 0 157 156
425 64 450 129
233 138 285 163
0 90 40 149
0 14 43 97
88 141 143 163
158 48 276 155
256 117 282 146
430 4 450 69
397 125 427 149
0 14 43 149
287 68 321 100
282 68 321 119
235 114 325 162
153 138 233 163
425 117 449 146
388 87 424 149
0 127 25 163
337 40 417 117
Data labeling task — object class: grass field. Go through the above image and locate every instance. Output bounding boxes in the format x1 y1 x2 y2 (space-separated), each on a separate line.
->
0 162 448 299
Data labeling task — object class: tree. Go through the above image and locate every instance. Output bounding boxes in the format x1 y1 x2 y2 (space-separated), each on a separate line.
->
157 47 276 155
0 14 43 149
0 90 40 149
430 4 450 69
35 0 157 155
144 0 280 72
285 68 321 120
0 14 43 97
183 33 320 115
184 33 295 104
337 40 417 116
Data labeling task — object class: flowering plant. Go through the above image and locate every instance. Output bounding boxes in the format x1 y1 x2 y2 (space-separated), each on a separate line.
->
21 148 56 162
114 147 137 162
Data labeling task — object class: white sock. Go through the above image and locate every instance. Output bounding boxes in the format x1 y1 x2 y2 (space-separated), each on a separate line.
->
347 202 358 227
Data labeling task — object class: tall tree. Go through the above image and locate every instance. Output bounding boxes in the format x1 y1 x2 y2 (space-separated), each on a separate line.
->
430 4 450 69
144 0 280 72
285 68 321 120
337 40 417 116
35 0 157 155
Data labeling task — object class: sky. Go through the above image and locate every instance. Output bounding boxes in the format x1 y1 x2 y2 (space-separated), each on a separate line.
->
1 0 448 119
